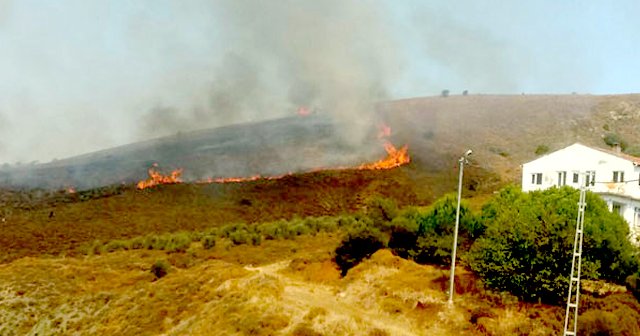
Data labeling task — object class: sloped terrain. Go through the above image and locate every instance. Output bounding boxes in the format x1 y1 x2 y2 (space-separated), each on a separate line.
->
3 94 640 191
2 239 637 336
2 93 640 335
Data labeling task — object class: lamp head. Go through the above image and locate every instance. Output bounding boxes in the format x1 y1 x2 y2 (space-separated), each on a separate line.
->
464 149 473 157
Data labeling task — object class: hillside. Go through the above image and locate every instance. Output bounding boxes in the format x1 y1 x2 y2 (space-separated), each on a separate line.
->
2 94 640 335
381 94 640 181
3 94 640 191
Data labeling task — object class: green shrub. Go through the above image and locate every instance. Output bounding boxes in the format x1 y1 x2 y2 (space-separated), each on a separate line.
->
366 197 399 226
229 230 249 245
202 235 216 249
250 233 262 246
535 144 550 156
129 236 145 250
334 225 386 276
104 239 129 252
166 232 192 252
151 259 170 279
469 186 638 304
145 234 167 250
603 132 627 150
404 194 479 265
627 273 640 300
387 214 420 259
624 145 640 157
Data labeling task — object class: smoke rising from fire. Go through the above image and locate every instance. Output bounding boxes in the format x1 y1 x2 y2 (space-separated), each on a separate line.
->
141 1 401 147
0 1 636 165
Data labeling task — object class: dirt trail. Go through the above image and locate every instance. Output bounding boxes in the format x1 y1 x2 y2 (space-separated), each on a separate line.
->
245 261 424 335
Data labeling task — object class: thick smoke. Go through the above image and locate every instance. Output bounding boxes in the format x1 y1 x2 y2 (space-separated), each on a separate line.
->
142 1 401 146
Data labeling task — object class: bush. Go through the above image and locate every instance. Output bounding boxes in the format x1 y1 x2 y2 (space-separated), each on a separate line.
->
103 239 129 252
535 144 550 156
166 232 192 252
229 230 249 245
387 214 420 259
603 132 627 150
627 273 640 300
624 145 640 157
202 235 216 249
469 186 638 303
366 197 399 226
334 226 386 276
404 194 480 265
151 259 170 279
579 310 626 336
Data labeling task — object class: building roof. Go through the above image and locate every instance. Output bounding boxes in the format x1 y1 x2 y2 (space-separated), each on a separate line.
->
589 143 640 166
523 142 640 167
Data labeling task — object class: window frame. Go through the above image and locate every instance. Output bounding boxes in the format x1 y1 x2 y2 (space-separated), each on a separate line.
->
613 171 625 183
557 171 567 186
585 170 596 186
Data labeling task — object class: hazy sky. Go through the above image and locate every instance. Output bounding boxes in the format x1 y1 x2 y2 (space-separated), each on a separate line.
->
1 0 639 164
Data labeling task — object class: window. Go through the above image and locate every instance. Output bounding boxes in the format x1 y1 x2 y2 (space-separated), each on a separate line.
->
612 203 622 216
573 173 579 184
557 171 567 186
635 207 640 229
531 173 542 185
613 171 625 183
585 171 596 186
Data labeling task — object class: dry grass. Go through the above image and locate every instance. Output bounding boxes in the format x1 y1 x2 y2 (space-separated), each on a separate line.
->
2 237 639 336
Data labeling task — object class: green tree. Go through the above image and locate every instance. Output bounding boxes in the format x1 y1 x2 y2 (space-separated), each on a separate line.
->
334 224 386 276
469 186 637 303
386 194 480 265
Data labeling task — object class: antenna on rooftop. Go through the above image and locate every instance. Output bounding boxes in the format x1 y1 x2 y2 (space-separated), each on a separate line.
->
563 172 587 336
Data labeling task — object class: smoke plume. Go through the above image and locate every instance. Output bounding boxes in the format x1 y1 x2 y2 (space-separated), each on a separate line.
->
141 1 401 146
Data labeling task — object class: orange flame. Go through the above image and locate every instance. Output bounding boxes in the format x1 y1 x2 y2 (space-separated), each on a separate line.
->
137 163 183 189
378 123 391 139
358 141 410 170
297 106 311 116
198 124 409 183
67 187 76 194
144 124 409 186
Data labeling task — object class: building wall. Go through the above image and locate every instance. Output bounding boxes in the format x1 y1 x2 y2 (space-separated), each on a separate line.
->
522 144 640 199
522 143 640 242
601 194 640 241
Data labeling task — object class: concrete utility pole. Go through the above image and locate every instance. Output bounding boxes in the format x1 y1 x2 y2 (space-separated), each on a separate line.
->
563 172 587 336
448 149 472 305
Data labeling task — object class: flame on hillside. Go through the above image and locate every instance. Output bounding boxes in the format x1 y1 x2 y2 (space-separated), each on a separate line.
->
137 163 183 189
358 142 409 170
136 124 409 189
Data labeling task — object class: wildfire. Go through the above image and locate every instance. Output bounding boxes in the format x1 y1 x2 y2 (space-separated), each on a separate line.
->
137 163 183 189
378 123 391 138
137 123 409 188
358 142 410 170
297 106 311 116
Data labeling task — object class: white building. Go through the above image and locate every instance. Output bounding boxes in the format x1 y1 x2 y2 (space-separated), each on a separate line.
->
522 143 640 239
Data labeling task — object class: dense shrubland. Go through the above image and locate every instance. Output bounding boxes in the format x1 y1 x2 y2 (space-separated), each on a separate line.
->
335 187 639 305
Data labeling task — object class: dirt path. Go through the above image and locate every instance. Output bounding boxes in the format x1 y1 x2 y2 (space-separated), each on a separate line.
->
245 261 421 335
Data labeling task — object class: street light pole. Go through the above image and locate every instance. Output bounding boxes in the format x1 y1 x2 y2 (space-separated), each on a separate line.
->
448 149 471 305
